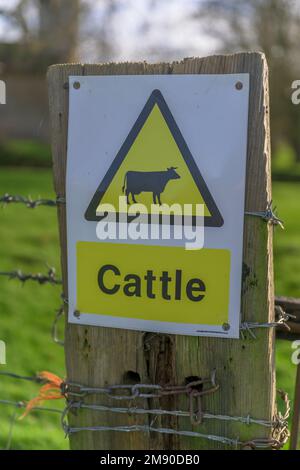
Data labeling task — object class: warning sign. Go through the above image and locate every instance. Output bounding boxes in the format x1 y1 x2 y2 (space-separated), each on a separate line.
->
66 74 250 338
85 89 223 227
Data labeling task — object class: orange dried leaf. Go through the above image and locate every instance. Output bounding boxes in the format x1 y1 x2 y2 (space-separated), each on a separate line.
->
20 371 64 419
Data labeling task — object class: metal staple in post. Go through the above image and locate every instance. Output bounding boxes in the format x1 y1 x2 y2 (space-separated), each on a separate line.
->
240 308 293 339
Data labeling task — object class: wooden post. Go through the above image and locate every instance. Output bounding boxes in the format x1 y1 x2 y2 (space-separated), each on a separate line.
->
48 53 275 450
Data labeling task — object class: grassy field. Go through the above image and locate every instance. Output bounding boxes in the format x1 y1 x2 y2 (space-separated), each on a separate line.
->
0 168 66 450
0 167 299 449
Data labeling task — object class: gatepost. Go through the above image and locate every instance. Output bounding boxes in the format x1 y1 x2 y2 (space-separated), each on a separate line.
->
48 53 277 450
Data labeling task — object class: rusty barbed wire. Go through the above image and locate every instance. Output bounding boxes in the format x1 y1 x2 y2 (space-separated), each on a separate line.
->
61 388 290 450
0 370 290 450
0 267 62 285
63 370 219 401
63 370 219 428
0 193 65 208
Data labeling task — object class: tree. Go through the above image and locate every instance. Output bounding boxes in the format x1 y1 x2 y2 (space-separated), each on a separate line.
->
197 0 300 158
0 0 80 64
38 0 80 62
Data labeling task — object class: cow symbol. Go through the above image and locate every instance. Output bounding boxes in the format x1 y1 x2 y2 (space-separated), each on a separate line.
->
122 167 180 204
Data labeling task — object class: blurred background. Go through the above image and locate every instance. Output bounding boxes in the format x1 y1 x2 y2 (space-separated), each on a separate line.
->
0 0 299 449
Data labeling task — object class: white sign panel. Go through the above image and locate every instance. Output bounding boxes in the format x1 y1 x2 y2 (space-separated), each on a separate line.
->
66 74 249 338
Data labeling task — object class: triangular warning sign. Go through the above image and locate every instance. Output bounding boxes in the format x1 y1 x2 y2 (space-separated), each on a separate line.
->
85 89 223 227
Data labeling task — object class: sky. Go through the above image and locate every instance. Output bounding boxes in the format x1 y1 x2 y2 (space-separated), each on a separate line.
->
0 0 218 61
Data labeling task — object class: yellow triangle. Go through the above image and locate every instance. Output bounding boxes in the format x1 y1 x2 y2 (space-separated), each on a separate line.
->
97 104 211 216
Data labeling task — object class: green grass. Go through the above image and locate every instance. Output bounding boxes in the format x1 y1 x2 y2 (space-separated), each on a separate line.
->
0 140 51 168
0 167 67 450
273 182 300 449
0 168 299 449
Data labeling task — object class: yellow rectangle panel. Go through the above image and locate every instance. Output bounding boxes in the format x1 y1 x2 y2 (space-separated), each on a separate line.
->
77 242 230 326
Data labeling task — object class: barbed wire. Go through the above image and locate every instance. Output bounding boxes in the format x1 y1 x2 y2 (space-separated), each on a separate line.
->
0 193 65 208
63 421 285 450
51 304 65 346
240 308 294 339
61 372 290 450
0 370 47 383
0 369 290 450
1 194 283 230
0 399 63 450
65 401 279 428
61 389 290 450
0 189 293 449
53 294 294 342
0 267 62 285
0 373 63 449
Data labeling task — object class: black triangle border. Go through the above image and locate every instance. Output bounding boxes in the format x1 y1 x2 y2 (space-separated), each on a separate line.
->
85 89 224 227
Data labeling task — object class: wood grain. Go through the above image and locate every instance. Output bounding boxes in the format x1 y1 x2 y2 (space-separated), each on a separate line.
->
47 53 275 450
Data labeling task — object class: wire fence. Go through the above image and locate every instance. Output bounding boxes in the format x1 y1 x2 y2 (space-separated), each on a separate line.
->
0 398 63 450
0 369 291 450
0 193 64 449
0 194 299 450
0 194 64 208
0 268 62 285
